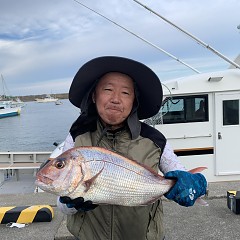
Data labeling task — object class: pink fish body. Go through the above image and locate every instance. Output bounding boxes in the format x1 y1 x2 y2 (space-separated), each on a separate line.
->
36 146 204 206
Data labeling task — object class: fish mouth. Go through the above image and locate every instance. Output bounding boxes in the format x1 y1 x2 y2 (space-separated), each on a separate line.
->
35 172 78 196
36 173 54 185
35 174 60 193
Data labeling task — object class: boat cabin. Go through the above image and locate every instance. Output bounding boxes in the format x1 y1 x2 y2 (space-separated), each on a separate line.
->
155 69 240 182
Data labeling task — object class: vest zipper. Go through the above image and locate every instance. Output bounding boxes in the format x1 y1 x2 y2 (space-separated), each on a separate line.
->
112 136 117 151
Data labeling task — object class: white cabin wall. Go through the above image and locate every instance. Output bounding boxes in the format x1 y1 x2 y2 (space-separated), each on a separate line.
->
177 155 214 181
157 121 213 149
156 92 214 148
173 155 240 182
157 91 240 182
156 93 218 182
156 121 214 182
158 70 240 182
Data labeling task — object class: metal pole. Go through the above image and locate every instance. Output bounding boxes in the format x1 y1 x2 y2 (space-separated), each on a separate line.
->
72 0 200 73
133 0 240 69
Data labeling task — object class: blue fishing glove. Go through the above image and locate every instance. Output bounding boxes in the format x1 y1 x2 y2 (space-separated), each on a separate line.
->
164 170 207 207
59 196 98 212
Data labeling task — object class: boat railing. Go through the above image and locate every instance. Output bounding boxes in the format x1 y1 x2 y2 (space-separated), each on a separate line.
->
0 151 51 184
0 151 51 164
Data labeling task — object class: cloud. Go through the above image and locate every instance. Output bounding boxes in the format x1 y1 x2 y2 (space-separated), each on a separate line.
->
0 0 239 96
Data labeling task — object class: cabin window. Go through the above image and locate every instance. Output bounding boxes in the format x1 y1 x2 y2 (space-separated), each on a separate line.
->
161 95 208 124
223 100 239 125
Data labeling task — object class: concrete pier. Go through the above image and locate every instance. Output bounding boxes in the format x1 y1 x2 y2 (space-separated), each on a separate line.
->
0 177 239 240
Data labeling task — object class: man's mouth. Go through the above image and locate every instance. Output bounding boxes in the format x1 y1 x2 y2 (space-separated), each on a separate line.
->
107 106 122 112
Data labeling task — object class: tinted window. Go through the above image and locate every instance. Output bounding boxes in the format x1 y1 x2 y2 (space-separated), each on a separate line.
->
161 95 208 124
223 100 239 125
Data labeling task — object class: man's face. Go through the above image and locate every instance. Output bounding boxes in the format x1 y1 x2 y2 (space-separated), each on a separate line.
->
93 72 135 129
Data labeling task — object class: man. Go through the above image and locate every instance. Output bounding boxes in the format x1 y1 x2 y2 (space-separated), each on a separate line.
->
57 56 207 240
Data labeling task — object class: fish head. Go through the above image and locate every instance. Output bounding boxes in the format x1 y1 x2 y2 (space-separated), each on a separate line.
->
35 148 85 196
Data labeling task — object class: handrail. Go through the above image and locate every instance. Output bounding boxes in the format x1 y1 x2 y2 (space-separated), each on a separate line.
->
0 152 51 164
167 134 212 140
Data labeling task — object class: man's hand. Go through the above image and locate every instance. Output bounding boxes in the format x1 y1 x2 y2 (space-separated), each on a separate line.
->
164 170 207 207
59 196 98 212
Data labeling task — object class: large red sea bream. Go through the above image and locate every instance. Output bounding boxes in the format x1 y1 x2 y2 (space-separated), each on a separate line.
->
35 146 206 206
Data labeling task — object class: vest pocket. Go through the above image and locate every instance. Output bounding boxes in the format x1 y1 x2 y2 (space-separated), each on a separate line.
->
67 212 85 237
146 199 165 240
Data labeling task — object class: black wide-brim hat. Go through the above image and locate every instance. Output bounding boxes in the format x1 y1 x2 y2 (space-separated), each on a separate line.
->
69 56 162 120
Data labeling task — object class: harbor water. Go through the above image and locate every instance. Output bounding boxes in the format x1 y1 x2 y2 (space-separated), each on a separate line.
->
0 99 79 152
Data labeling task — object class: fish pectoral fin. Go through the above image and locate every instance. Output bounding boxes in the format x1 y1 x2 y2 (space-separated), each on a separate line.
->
83 165 105 192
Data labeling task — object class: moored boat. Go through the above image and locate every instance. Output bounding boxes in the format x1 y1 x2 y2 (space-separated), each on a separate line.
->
35 94 58 103
146 68 240 183
11 97 26 108
0 104 21 118
55 100 63 105
0 74 25 108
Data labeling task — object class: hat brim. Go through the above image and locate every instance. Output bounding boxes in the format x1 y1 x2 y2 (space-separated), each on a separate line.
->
69 56 162 119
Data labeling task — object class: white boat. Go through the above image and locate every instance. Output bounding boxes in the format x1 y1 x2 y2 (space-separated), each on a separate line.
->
0 74 25 108
138 2 240 182
0 98 25 108
0 104 21 118
0 100 12 106
35 94 58 103
147 67 240 183
11 97 26 108
55 100 63 105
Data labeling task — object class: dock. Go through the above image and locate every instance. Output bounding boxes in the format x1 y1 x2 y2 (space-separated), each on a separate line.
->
0 176 239 239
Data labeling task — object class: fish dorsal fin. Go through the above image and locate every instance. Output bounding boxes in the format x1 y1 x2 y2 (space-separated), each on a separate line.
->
83 164 105 192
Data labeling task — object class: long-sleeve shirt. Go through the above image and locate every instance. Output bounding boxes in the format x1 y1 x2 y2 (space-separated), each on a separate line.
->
57 133 185 215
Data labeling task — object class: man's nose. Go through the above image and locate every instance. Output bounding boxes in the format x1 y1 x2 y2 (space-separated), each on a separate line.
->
111 92 121 103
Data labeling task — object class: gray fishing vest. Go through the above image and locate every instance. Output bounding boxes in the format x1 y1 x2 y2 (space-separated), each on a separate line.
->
67 122 166 240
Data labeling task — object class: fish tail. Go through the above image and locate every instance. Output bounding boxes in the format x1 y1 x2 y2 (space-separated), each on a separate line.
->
189 167 207 174
196 197 209 206
188 166 208 206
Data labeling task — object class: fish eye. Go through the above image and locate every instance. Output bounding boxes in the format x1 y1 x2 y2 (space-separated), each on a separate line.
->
55 160 66 169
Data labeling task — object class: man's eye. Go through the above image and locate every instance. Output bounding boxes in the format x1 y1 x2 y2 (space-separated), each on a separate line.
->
122 91 130 95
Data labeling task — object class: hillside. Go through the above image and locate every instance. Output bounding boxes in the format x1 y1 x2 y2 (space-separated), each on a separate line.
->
17 93 69 102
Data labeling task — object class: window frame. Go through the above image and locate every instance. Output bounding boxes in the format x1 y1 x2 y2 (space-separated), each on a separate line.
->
161 94 209 124
222 99 239 126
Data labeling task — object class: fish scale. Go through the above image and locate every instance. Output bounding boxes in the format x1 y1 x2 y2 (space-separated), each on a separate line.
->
72 148 172 205
36 146 174 206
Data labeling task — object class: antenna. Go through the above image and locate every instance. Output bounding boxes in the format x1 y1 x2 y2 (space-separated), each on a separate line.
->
133 0 240 69
72 0 200 73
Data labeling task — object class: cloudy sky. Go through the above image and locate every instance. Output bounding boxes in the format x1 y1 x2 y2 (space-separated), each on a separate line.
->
0 0 239 96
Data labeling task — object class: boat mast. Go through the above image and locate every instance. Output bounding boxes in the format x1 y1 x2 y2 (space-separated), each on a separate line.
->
133 0 240 69
72 0 200 73
1 74 7 98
